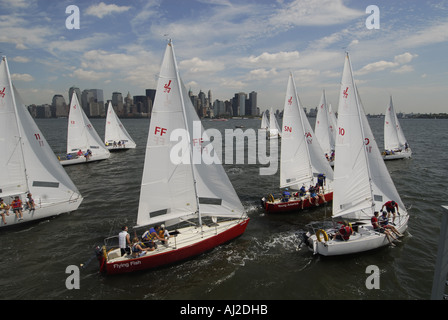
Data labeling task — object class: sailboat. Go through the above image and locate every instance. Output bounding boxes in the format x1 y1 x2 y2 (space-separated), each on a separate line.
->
0 56 83 228
304 53 409 256
315 90 336 166
262 73 334 213
260 110 269 130
104 101 136 151
382 96 411 160
96 40 249 275
267 108 281 139
60 93 110 166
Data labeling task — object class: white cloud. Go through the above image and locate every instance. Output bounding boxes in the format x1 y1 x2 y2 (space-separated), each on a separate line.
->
242 51 300 68
71 69 112 81
269 0 363 27
248 68 278 79
11 73 34 82
392 65 414 74
179 57 225 74
394 52 418 64
357 52 418 75
11 56 30 63
85 2 131 19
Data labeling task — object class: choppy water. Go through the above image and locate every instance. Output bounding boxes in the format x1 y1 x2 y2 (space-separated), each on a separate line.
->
0 116 447 301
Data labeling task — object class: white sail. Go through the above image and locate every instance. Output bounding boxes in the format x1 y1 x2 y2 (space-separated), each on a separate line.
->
0 56 82 226
66 92 110 157
384 96 409 152
260 110 269 129
328 104 337 135
268 108 281 138
280 73 333 190
137 41 245 228
315 90 336 156
104 102 136 149
333 53 405 220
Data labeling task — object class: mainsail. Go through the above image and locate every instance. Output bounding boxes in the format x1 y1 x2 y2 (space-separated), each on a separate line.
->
280 73 333 190
333 53 405 220
315 90 336 156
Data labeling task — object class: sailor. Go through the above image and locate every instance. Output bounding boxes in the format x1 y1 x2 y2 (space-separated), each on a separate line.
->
333 222 353 241
142 225 165 249
282 189 291 202
131 237 150 257
381 200 399 225
11 196 23 220
118 226 131 256
317 173 326 187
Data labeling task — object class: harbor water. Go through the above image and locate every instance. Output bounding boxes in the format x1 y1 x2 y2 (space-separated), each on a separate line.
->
0 117 447 300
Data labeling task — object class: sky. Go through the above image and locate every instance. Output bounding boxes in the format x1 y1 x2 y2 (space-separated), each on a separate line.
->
1 0 447 115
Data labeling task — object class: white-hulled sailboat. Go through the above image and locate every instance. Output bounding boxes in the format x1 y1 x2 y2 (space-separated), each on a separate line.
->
268 108 281 139
315 90 336 166
304 53 409 256
262 73 334 213
60 93 110 166
104 102 136 151
0 57 83 228
382 96 411 160
96 40 249 275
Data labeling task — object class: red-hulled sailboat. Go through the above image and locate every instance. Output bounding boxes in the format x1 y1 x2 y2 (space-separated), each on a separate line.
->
96 40 249 275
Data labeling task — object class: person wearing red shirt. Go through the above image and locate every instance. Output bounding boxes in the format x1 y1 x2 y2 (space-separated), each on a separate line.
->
11 196 23 221
381 200 399 225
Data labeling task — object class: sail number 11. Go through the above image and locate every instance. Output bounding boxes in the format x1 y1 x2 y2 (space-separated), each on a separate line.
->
34 133 44 147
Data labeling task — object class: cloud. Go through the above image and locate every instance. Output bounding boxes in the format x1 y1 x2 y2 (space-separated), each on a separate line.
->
71 69 112 81
11 56 30 63
392 65 414 74
357 52 418 75
269 0 364 27
242 51 300 68
248 68 278 79
85 2 131 19
179 57 225 74
11 73 34 82
0 0 36 9
394 52 418 64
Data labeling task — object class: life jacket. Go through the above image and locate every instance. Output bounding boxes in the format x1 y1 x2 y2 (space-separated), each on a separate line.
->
142 228 157 242
132 242 143 254
12 200 21 209
339 226 351 240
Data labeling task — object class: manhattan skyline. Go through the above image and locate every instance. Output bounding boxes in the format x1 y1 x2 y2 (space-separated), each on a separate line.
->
1 0 447 115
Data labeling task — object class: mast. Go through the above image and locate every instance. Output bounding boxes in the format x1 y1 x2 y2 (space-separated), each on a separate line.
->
347 52 375 215
290 73 314 185
169 40 202 227
3 56 31 192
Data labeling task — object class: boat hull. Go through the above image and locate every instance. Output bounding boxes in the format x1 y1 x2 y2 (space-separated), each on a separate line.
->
60 153 110 166
306 215 409 256
262 192 333 213
97 218 250 275
382 149 412 160
106 145 136 151
0 196 83 228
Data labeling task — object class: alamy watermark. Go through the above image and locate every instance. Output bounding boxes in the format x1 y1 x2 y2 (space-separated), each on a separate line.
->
366 5 380 29
365 265 380 289
65 5 80 30
65 265 80 290
159 121 278 176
